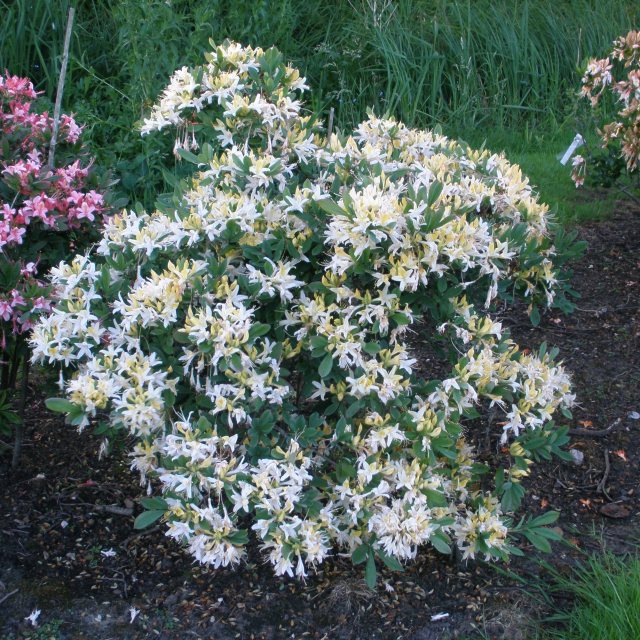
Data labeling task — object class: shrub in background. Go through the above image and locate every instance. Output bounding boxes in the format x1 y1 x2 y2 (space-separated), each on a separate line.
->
0 73 107 465
34 42 582 584
572 30 640 191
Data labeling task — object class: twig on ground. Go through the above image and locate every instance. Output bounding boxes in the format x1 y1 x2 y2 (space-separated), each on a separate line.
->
597 448 612 501
93 504 134 516
59 501 133 516
569 417 622 438
0 588 19 605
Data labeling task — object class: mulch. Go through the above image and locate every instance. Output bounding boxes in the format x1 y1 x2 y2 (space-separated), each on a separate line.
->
1 201 638 640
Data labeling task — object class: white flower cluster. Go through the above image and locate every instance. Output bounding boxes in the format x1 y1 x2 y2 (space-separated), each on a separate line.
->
32 41 576 578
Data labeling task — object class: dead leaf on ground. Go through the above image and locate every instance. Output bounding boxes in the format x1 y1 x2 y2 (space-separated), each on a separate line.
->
599 503 630 519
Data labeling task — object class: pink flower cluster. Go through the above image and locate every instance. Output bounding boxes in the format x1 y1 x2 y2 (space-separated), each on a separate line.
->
0 74 81 145
577 31 640 185
0 73 106 340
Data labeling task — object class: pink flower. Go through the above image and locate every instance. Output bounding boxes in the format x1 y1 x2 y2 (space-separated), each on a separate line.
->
61 114 82 143
10 290 25 306
7 226 26 245
21 194 56 225
0 301 12 321
0 74 38 100
20 262 37 276
32 297 51 311
0 72 108 342
73 199 97 221
1 204 16 220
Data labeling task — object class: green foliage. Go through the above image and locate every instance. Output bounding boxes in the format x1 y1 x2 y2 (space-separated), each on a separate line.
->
0 0 72 95
2 0 638 210
585 149 627 189
539 552 640 639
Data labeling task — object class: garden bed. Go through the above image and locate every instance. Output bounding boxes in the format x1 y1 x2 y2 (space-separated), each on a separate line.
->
1 201 639 640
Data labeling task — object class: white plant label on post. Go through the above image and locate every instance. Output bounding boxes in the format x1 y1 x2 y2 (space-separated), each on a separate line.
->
559 133 585 166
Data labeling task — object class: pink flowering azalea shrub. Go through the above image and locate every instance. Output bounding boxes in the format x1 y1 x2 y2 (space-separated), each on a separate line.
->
0 73 107 345
572 31 640 189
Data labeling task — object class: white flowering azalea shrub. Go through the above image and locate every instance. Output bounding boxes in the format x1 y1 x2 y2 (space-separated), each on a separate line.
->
33 42 581 585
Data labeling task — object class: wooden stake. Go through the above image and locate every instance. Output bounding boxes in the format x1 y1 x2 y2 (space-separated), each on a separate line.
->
48 6 75 170
327 107 335 138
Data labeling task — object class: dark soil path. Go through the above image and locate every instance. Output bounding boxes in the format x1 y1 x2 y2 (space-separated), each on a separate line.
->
1 204 639 640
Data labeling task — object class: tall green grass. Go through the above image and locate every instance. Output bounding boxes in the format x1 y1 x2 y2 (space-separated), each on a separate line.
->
306 0 638 131
1 0 637 210
0 0 73 95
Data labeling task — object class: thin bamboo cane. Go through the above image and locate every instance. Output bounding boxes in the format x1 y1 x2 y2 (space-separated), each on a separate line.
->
48 6 75 170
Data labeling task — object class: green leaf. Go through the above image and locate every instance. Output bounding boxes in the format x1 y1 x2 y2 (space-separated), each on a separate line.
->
503 543 525 557
524 531 552 553
336 460 357 481
227 529 250 545
309 335 328 350
133 510 164 530
249 322 271 340
140 497 168 511
345 400 362 419
378 550 404 572
177 147 201 164
365 552 377 589
427 181 444 206
424 488 448 508
501 482 525 512
352 544 369 565
362 341 380 355
430 531 451 555
391 312 411 326
93 422 111 435
318 353 333 378
335 417 348 440
0 411 20 425
529 306 541 327
529 511 559 528
45 398 76 414
536 527 563 541
315 197 346 218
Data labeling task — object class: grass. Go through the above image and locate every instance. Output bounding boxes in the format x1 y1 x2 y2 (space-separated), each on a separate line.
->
1 0 638 213
0 0 72 95
307 0 639 132
536 552 640 639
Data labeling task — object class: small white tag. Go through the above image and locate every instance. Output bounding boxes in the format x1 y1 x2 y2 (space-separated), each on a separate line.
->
431 612 450 621
559 133 584 166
